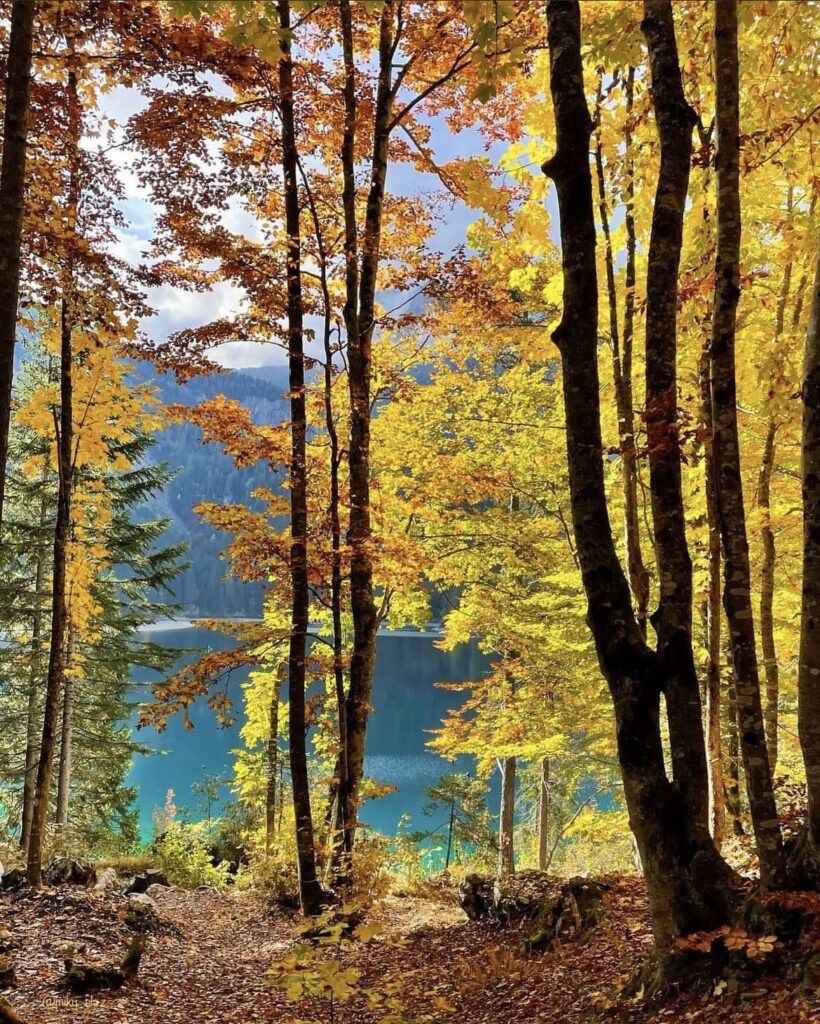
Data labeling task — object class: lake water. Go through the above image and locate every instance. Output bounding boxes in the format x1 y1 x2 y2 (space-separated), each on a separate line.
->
128 626 492 841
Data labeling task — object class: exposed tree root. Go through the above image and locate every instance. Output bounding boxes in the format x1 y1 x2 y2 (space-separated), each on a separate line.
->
623 887 820 1003
457 872 609 953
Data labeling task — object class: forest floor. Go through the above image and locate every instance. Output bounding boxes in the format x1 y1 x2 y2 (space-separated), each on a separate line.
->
0 875 817 1024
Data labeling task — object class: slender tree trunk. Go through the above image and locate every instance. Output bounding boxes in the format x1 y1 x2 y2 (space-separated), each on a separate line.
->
341 0 394 854
757 418 779 770
621 68 649 633
537 757 550 871
295 161 348 872
334 0 359 863
593 70 650 635
543 0 730 950
55 624 75 828
277 0 321 915
642 0 710 840
27 301 72 883
724 643 745 837
799 245 820 848
320 216 347 868
0 0 36 530
709 0 785 887
21 668 39 849
265 664 283 855
699 346 725 848
20 473 48 850
445 793 455 871
498 756 516 875
757 191 795 774
26 65 79 886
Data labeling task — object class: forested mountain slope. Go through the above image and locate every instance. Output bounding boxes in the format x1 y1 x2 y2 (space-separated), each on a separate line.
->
138 363 290 618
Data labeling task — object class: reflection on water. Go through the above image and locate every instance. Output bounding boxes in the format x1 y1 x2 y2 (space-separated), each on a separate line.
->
129 627 491 840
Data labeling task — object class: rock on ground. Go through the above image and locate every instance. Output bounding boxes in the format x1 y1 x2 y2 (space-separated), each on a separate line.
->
43 857 97 888
126 869 169 896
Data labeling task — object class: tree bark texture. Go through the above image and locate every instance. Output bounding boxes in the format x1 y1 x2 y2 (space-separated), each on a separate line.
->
757 418 779 771
498 756 516 875
799 244 820 847
642 0 710 840
0 0 36 531
543 0 729 950
709 0 785 886
537 757 550 871
277 0 321 915
265 664 283 854
756 189 795 774
27 299 72 883
27 65 78 885
20 473 48 850
699 345 725 848
341 0 394 854
334 0 358 861
724 652 745 837
593 69 649 635
55 624 75 827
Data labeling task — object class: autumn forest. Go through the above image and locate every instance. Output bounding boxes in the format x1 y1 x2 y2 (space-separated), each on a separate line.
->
0 1 819 1022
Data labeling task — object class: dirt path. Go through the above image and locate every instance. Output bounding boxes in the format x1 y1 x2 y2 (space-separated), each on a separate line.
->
1 880 817 1024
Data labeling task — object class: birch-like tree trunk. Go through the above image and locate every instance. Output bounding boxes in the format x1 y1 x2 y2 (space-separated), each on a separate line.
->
498 756 516 875
537 757 550 871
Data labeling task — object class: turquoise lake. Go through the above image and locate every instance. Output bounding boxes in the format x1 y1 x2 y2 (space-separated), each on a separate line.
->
128 626 492 841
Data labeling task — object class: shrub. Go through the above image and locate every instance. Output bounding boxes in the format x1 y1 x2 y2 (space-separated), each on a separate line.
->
152 821 230 889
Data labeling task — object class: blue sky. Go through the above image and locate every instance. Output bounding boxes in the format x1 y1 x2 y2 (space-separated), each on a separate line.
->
102 83 489 371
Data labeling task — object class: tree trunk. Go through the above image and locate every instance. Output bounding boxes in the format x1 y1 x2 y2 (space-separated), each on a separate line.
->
27 301 72 883
20 473 49 850
445 792 455 871
724 652 745 836
21 662 40 849
319 200 348 870
757 190 795 775
642 0 710 840
498 756 516 875
277 0 321 915
593 69 650 635
55 624 75 828
341 0 394 854
799 244 820 848
757 418 779 771
0 0 36 530
332 0 358 864
709 0 785 887
265 664 283 855
699 346 725 848
542 0 729 950
537 757 550 871
27 66 79 886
